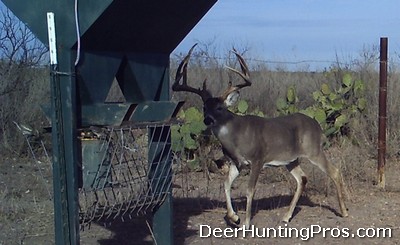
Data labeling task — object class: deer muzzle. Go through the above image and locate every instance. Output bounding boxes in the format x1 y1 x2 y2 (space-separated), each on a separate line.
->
203 115 215 126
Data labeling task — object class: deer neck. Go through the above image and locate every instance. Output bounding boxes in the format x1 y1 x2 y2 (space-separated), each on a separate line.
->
211 112 238 140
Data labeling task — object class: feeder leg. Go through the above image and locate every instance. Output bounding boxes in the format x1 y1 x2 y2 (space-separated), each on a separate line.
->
153 193 173 245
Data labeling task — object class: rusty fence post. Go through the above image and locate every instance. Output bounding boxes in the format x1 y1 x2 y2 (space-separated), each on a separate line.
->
378 37 388 189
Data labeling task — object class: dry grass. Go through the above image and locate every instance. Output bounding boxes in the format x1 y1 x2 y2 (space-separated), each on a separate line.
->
0 157 54 244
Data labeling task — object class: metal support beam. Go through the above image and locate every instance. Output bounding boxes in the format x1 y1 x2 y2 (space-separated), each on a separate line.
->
153 194 173 244
51 54 80 245
148 126 173 244
48 13 80 244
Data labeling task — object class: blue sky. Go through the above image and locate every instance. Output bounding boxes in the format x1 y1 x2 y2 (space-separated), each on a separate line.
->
174 0 400 70
1 1 398 70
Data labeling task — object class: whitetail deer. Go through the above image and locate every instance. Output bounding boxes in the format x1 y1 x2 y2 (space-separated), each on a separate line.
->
172 44 348 228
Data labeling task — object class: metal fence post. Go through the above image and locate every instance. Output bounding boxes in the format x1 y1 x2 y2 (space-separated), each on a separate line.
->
378 37 388 189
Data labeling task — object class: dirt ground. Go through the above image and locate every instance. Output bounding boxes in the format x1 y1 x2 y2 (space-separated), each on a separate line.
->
1 153 400 245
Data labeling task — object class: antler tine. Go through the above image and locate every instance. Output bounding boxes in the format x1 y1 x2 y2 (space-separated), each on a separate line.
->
221 49 252 99
172 43 211 102
225 48 252 86
174 43 197 84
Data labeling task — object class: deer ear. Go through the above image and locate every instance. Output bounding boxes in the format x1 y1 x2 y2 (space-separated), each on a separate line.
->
224 91 240 107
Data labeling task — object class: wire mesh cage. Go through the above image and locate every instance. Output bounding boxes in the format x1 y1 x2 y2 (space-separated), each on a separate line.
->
15 120 174 229
78 123 173 227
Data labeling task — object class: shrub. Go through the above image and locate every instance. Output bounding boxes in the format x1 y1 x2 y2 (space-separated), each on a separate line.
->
276 73 367 139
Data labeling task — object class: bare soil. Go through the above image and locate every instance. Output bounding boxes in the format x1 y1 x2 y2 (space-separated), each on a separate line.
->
1 153 400 245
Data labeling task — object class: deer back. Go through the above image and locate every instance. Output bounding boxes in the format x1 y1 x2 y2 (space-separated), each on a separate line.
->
207 111 324 166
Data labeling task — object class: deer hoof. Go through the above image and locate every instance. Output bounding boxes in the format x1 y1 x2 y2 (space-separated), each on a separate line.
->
234 217 241 225
224 215 241 227
282 215 291 223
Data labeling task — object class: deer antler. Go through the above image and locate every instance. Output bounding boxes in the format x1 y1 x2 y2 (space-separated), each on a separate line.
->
172 43 212 102
221 48 252 100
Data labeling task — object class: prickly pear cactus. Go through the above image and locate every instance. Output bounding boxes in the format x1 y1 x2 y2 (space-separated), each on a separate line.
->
171 107 206 152
231 99 265 117
277 73 367 138
301 73 367 137
276 85 299 115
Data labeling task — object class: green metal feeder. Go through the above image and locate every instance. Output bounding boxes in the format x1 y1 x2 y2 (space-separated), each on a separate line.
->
2 1 217 244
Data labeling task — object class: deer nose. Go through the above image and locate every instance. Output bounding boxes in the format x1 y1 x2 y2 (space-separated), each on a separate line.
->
203 116 215 126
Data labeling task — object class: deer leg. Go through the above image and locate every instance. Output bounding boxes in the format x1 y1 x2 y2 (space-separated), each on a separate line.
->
283 160 307 222
244 164 261 228
224 163 240 225
309 152 349 218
